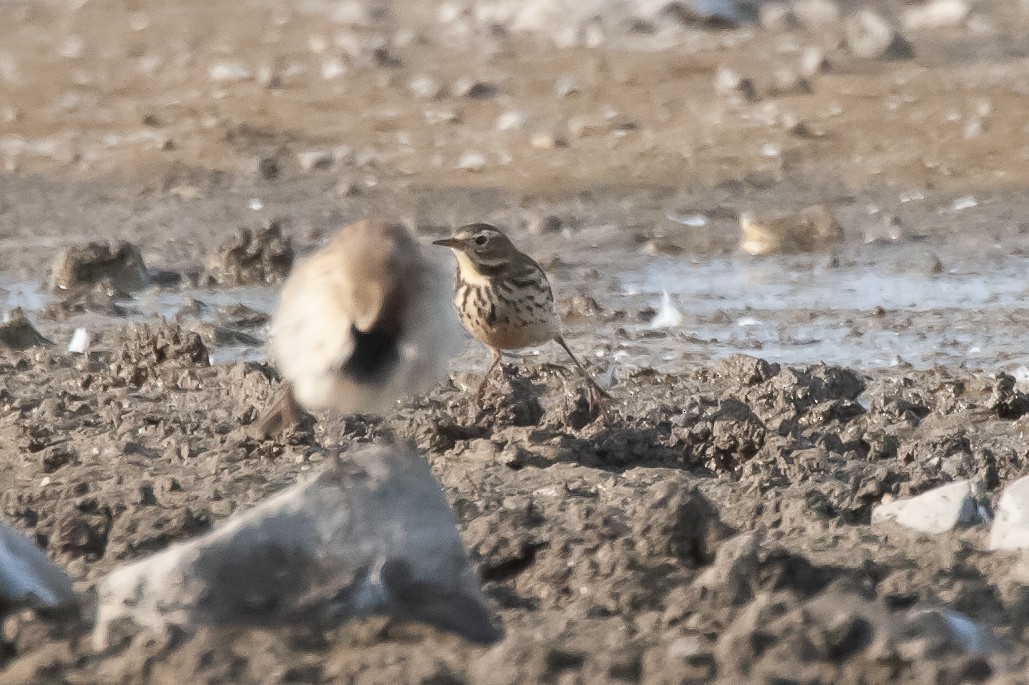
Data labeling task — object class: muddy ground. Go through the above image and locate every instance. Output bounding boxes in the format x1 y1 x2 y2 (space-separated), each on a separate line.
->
3 0 1029 682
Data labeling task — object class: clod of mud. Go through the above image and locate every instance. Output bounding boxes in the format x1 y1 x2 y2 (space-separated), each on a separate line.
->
49 242 148 292
202 220 293 286
715 590 996 684
0 522 77 615
42 278 132 320
108 322 209 387
475 369 547 428
94 444 499 648
217 303 269 329
0 308 52 349
689 533 842 613
738 204 843 255
192 323 262 348
988 372 1029 420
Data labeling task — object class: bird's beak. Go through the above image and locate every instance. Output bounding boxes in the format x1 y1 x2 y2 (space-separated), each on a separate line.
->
432 238 462 249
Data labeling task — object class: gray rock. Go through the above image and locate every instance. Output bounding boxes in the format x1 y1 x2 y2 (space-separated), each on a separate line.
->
845 9 914 60
93 444 498 648
989 476 1029 550
0 522 77 614
872 479 986 534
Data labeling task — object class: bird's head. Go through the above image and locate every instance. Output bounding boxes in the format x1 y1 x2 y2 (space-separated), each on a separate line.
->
432 223 518 269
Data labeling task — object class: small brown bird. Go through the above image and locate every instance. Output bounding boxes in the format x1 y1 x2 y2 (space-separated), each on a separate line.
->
255 220 459 436
433 223 610 410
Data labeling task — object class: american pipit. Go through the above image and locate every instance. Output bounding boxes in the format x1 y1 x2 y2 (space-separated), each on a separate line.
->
433 223 610 411
254 219 458 436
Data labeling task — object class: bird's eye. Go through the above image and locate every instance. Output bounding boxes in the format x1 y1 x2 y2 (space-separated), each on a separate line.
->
474 235 488 246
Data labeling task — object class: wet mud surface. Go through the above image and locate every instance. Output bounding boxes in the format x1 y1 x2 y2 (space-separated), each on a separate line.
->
4 342 1029 683
4 0 1029 682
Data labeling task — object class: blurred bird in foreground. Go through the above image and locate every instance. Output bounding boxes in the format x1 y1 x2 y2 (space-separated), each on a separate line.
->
433 223 610 414
254 220 459 436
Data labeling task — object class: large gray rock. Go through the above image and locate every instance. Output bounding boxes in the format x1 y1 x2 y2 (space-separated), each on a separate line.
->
872 480 987 534
989 476 1029 550
93 444 499 648
0 522 77 614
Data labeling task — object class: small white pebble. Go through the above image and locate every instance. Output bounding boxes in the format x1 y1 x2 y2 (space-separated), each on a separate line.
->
58 35 84 59
408 75 442 99
68 328 91 354
208 61 251 82
457 151 486 171
554 76 579 97
321 58 347 80
951 196 977 211
308 35 328 53
650 291 685 329
665 212 708 227
496 110 526 132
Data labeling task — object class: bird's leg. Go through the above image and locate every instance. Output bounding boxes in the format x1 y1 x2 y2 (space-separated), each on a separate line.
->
476 348 503 407
281 385 300 427
251 384 302 438
554 335 612 415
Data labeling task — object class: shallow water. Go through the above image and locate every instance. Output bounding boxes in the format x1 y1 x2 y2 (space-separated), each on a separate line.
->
5 249 1029 374
0 279 279 365
618 250 1029 372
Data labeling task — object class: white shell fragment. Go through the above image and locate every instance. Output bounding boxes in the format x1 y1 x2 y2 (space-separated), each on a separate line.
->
650 291 685 329
67 327 91 354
